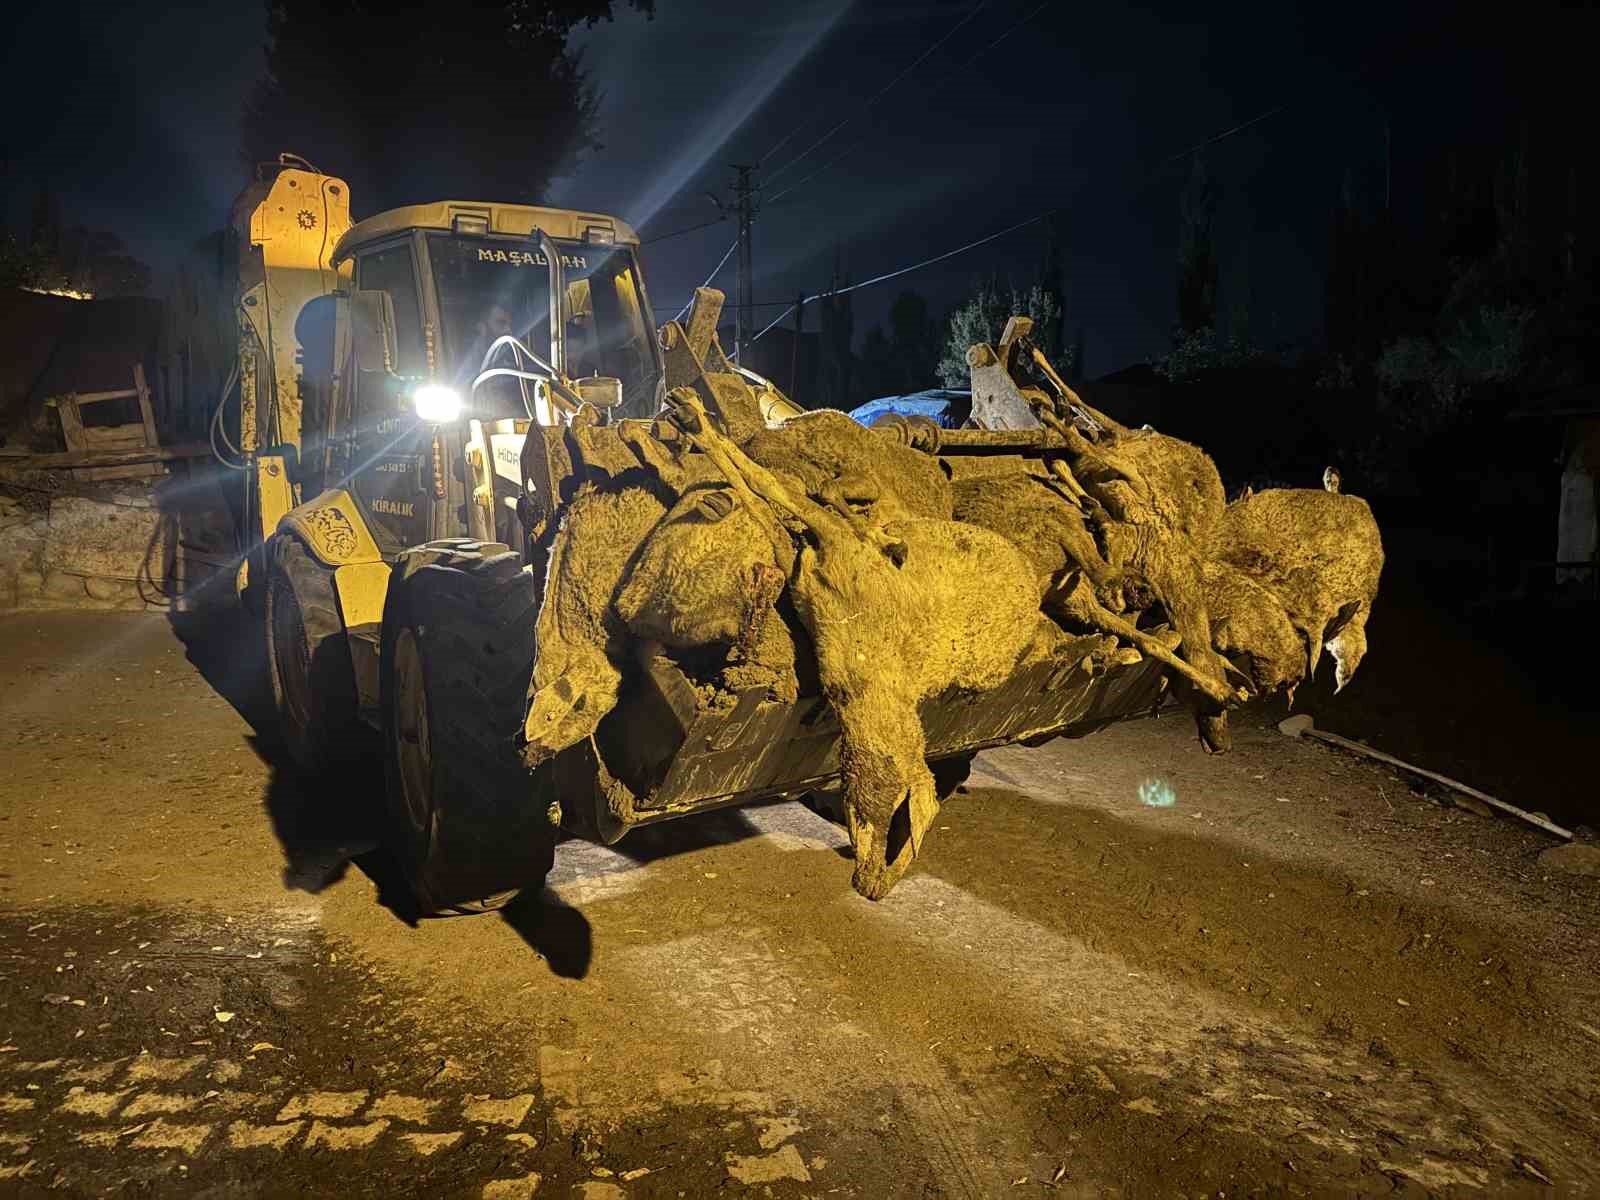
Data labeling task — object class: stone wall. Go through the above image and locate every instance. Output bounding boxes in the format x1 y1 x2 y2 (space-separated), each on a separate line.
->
0 488 177 614
0 480 219 620
0 464 240 611
0 462 240 615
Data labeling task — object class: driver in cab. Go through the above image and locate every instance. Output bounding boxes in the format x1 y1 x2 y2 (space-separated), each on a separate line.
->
462 302 515 381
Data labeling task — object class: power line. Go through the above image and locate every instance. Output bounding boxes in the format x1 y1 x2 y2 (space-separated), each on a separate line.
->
762 0 993 184
746 94 1289 343
672 237 740 322
750 304 796 343
752 209 1054 342
655 0 1028 310
661 5 1283 350
655 295 811 313
747 101 1288 341
732 164 758 360
635 1 990 255
766 0 1050 208
1161 104 1287 164
641 216 726 245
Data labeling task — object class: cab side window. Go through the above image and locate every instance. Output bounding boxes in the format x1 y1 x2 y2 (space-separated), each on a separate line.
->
357 244 427 375
349 242 429 550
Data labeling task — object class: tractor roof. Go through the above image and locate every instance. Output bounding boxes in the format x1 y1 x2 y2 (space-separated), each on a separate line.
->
332 200 640 263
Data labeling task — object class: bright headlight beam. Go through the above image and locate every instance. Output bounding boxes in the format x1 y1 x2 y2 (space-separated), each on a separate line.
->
413 384 462 424
551 3 850 234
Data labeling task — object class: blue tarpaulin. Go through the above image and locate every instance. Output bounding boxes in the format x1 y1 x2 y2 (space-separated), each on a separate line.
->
847 389 969 429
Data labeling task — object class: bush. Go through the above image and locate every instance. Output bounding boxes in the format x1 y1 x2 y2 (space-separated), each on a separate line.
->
937 281 1070 387
1373 304 1532 436
1152 327 1273 382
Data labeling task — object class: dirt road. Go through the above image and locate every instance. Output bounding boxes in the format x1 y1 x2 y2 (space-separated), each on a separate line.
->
0 611 1596 1198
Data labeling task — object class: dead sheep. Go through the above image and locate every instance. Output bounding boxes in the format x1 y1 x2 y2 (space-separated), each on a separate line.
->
616 487 802 702
522 486 666 764
667 392 1048 899
1215 488 1384 692
1201 560 1306 699
744 409 954 524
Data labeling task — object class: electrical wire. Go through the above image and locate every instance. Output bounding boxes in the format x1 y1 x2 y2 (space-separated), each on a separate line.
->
683 4 1282 354
751 209 1053 342
686 4 1051 348
642 216 726 245
652 297 802 312
652 0 1036 316
752 93 1287 343
1161 105 1287 164
647 1 996 265
762 0 992 185
766 0 1051 208
674 238 740 322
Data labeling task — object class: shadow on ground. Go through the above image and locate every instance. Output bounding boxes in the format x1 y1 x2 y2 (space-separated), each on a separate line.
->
169 606 440 922
500 890 593 978
167 604 815 980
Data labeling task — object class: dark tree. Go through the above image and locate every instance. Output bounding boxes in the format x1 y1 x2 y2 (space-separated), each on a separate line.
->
0 233 47 292
1324 169 1362 355
29 184 61 260
1176 154 1217 336
885 290 938 389
854 292 937 399
1035 210 1068 356
6 185 151 296
857 324 893 398
242 0 652 214
56 228 152 297
1225 237 1251 348
816 252 856 409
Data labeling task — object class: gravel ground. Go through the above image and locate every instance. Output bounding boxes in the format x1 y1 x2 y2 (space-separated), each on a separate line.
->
0 609 1596 1198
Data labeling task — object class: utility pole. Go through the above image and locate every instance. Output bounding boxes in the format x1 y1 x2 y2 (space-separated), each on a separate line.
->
731 163 757 363
791 291 806 397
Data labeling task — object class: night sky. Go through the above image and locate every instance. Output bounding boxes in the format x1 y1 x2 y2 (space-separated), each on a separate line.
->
3 0 1592 376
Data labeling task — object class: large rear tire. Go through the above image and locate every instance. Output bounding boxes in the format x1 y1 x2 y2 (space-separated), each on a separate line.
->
265 534 359 772
380 542 555 916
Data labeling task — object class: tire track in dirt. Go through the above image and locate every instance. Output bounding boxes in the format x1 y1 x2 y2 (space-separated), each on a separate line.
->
854 874 1562 1192
5 613 1596 1195
378 786 1595 1194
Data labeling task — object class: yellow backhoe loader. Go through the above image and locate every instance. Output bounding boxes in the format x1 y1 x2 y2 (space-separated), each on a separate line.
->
228 155 1382 913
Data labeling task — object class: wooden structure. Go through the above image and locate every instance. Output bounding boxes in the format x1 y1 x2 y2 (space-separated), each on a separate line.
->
44 363 164 481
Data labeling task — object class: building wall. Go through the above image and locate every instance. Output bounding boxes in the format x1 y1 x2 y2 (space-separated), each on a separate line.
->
0 288 165 449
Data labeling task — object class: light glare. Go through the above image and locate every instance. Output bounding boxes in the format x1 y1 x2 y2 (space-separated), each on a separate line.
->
413 384 462 424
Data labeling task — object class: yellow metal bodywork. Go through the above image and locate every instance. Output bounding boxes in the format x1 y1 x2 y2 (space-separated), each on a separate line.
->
236 167 353 454
333 562 392 629
254 453 298 567
331 200 639 265
281 487 390 629
280 489 384 567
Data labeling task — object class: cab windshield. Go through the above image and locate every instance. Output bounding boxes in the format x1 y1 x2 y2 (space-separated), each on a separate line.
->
427 234 659 420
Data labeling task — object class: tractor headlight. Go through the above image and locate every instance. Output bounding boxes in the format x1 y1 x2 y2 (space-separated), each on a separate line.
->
413 384 461 424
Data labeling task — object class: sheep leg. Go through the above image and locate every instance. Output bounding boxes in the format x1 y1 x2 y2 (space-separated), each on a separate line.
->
1047 574 1240 707
670 390 909 563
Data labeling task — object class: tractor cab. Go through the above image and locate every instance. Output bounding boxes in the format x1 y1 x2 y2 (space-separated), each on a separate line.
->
312 202 664 555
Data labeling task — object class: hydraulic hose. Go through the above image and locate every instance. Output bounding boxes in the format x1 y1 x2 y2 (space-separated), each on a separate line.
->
209 360 249 470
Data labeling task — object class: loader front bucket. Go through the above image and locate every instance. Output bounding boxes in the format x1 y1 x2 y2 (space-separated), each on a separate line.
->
551 641 1168 843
